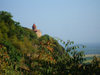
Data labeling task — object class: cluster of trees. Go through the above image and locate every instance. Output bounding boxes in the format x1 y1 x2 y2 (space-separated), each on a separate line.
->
0 11 100 75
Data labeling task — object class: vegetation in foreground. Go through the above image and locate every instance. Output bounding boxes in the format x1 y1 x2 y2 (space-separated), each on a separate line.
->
0 11 100 75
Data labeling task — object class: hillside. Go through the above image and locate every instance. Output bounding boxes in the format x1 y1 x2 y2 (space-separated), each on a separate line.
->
0 11 100 75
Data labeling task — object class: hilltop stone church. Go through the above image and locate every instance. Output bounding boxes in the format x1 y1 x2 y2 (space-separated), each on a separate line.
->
32 24 42 38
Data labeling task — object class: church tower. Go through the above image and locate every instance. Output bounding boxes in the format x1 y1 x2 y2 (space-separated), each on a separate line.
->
32 24 42 37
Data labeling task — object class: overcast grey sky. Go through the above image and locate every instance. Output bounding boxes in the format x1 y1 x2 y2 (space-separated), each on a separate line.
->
0 0 100 44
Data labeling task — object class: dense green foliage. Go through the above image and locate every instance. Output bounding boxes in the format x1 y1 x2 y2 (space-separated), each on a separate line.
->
0 11 100 75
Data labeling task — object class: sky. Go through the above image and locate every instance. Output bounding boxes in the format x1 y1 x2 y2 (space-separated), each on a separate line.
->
0 0 100 44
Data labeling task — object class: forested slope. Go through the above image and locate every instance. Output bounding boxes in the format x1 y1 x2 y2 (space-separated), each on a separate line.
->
0 11 100 75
